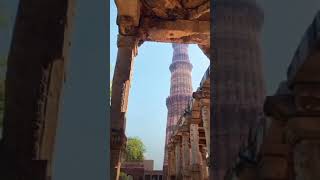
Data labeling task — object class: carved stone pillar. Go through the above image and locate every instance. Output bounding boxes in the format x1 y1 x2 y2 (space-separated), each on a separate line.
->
200 146 208 180
182 132 191 179
168 143 176 180
190 123 201 180
200 98 210 159
174 136 182 180
110 34 138 180
285 117 320 180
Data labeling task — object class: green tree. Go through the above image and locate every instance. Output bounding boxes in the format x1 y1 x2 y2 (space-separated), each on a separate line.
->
119 172 129 180
123 137 146 162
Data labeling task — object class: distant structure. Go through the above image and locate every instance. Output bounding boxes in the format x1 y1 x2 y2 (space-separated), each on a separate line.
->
163 44 193 177
213 0 266 179
121 160 163 180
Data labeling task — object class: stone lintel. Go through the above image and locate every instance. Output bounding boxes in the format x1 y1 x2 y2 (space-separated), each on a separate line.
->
139 18 210 45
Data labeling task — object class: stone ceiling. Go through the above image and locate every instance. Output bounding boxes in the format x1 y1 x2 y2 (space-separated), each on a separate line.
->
115 0 210 56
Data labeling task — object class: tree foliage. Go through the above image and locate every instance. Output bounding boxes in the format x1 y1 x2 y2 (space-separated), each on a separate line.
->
119 172 130 180
124 137 146 162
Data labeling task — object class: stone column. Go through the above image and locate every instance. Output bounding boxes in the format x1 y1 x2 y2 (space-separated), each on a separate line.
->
0 1 75 180
213 1 266 179
200 98 210 160
190 123 201 180
200 146 209 180
174 136 182 180
181 131 191 179
257 117 291 180
110 34 138 180
285 117 320 180
168 143 176 180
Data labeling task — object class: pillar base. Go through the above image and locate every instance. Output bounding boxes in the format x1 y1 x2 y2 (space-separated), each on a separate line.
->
190 164 201 180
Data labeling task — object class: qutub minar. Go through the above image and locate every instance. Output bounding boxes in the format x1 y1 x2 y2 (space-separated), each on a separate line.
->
163 43 193 177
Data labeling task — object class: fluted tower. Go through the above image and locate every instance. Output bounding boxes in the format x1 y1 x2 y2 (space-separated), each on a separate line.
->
212 0 266 179
163 44 193 177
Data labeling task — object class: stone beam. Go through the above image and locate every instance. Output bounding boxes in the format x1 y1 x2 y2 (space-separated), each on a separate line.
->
139 18 210 45
188 1 210 20
287 11 320 87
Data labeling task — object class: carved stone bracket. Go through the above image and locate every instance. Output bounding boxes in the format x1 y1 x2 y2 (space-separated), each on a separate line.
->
117 35 139 56
116 0 141 35
111 129 127 150
193 89 210 100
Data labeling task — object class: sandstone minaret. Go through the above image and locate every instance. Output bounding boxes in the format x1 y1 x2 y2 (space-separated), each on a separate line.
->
163 44 193 178
212 0 266 179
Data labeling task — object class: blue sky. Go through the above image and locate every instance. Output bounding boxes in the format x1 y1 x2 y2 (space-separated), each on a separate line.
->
109 1 209 170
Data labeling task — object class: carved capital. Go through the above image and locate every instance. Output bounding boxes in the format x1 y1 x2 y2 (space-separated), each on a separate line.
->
110 129 127 150
117 35 139 55
192 90 210 100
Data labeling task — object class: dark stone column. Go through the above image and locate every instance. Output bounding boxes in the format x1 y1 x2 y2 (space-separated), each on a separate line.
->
0 0 75 179
212 1 265 179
